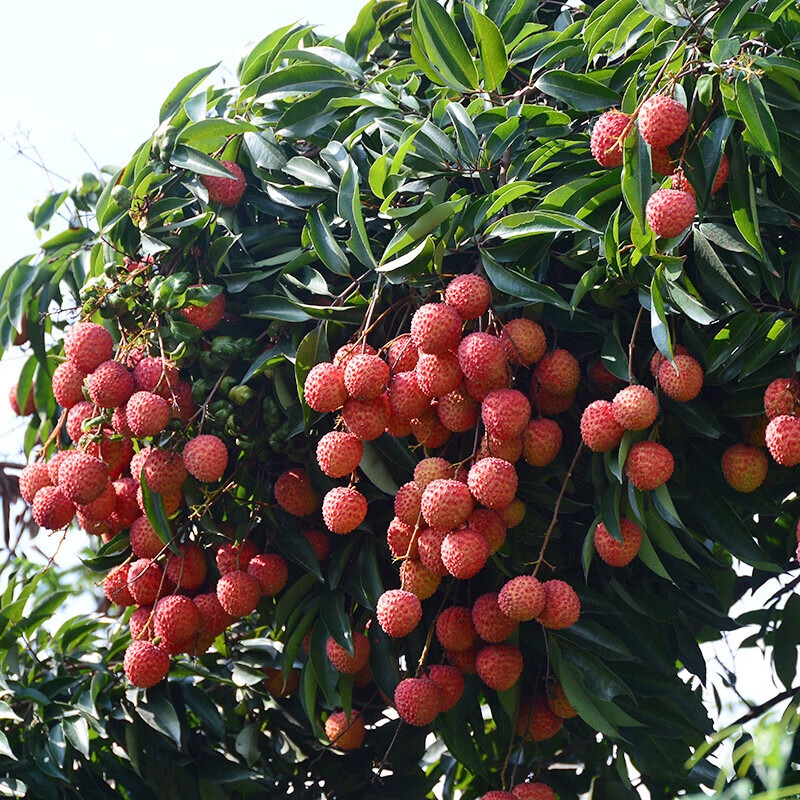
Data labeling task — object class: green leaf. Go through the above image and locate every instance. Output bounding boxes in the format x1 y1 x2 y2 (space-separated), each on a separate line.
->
774 594 800 689
255 64 352 99
412 0 479 92
246 296 313 322
136 693 182 747
465 6 509 91
382 198 465 262
729 137 767 259
159 63 219 122
734 74 781 175
486 210 599 238
621 130 651 230
713 0 755 39
481 250 570 309
307 208 350 276
337 155 375 268
139 475 176 554
535 71 620 111
359 441 400 495
170 146 240 179
692 229 749 310
649 267 673 363
320 591 354 655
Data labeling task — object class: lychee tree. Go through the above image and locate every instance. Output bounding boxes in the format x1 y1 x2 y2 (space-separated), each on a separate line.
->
2 0 800 797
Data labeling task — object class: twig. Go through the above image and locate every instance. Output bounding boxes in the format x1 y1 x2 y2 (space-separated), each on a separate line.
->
628 306 644 384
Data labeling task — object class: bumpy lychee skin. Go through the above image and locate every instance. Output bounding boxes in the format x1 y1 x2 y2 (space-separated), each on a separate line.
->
125 391 171 438
274 468 318 517
18 462 52 504
428 664 465 712
132 356 180 397
247 553 288 596
468 458 518 510
518 698 564 741
376 589 422 637
217 570 261 617
421 479 474 529
414 457 451 488
86 361 135 409
638 95 689 147
129 516 163 559
316 431 363 478
64 322 113 373
415 352 463 398
194 592 234 637
109 478 141 528
342 394 391 440
547 681 578 719
441 529 489 579
418 528 448 576
436 606 477 651
580 400 625 452
51 361 87 409
104 563 136 606
305 529 331 562
534 349 580 395
458 332 507 384
216 540 259 575
658 354 704 402
123 640 170 688
8 383 35 415
500 318 546 366
129 606 154 641
394 482 423 526
498 575 546 621
153 595 200 650
386 335 419 373
537 580 581 630
333 342 378 370
646 189 696 238
465 372 508 402
385 413 412 438
476 644 523 691
183 434 228 482
766 415 800 466
523 418 562 467
668 166 696 199
612 385 659 430
326 632 370 674
437 387 479 432
590 110 632 167
394 677 440 726
140 449 187 494
325 710 365 751
512 783 557 800
303 362 348 412
472 593 517 643
713 152 730 193
444 274 491 320
410 303 463 354
200 160 246 207
164 543 207 592
721 444 768 491
75 482 116 521
322 487 367 534
625 440 675 490
388 371 430 421
481 793 516 800
469 508 507 554
446 646 478 674
482 389 532 440
478 433 522 464
58 452 108 504
344 354 390 400
594 519 643 567
530 385 576 416
651 146 675 176
764 378 800 419
400 559 441 599
179 288 225 331
410 409 451 448
128 559 174 606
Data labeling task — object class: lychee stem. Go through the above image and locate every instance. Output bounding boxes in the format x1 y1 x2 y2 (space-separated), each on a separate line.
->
628 306 645 384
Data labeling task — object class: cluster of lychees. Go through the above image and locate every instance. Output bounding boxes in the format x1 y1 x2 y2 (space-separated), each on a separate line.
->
15 299 292 688
279 273 581 773
590 93 728 240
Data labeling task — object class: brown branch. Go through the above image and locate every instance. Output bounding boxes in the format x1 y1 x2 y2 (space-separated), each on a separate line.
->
628 306 644 384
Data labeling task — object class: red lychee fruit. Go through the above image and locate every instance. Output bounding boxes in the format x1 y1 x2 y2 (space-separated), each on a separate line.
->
51 361 87 409
766 415 800 466
342 394 391 440
446 646 478 674
264 667 300 698
502 499 525 528
344 354 390 400
376 589 422 637
86 361 135 408
512 783 556 800
501 318 546 365
303 362 348 412
216 540 259 575
130 516 163 559
444 274 491 320
125 391 171 437
721 444 768 491
625 440 674 490
437 386 479 432
140 449 187 494
594 519 642 567
58 451 108 504
386 335 419 373
590 110 632 167
200 160 246 207
537 580 581 630
325 710 365 751
465 371 508 402
75 481 116 521
394 677 440 726
482 389 531 440
527 698 564 740
411 407 452 448
669 166 696 199
153 595 200 651
428 664 465 712
169 380 196 421
645 189 696 238
638 95 688 147
247 553 288 596
8 384 35 416
478 433 522 464
129 606 154 641
128 559 174 606
421 479 474 529
441 529 489 579
498 575 545 621
400 558 441 599
533 349 580 395
132 357 179 398
414 457 451 488
322 486 367 534
194 592 234 637
458 332 507 384
612 385 659 430
332 342 377 371
530 385 576 416
216 570 261 617
410 303 463 354
580 400 625 452
522 418 562 467
112 405 133 437
651 146 675 176
468 508 507 554
764 378 800 419
66 400 95 442
316 431 363 478
274 468 318 517
179 288 225 331
18 462 52 504
183 434 228 482
418 527 448 576
713 152 730 193
326 631 370 674
436 606 477 651
387 517 417 559
305 529 330 562
104 563 136 606
84 435 133 480
164 543 207 592
386 412 412 438
388 371 430 420
123 640 170 688
64 322 113 373
547 681 577 719
467 457 518 510
481 792 516 800
415 352 463 398
476 644 523 691
657 353 704 401
108 477 140 528
472 593 517 643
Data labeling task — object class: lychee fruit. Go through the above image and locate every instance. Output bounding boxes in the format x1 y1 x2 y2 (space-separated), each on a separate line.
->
127 559 174 606
657 353 704 401
590 110 632 167
194 592 233 637
436 606 477 651
305 529 330 562
530 384 575 416
274 468 318 517
594 519 642 567
547 681 577 719
625 440 674 490
342 394 391 440
322 486 367 534
537 580 581 630
516 697 564 740
64 322 113 373
482 389 531 440
104 563 136 606
388 371 430 419
501 318 546 365
651 146 675 176
400 558 441 599
183 434 228 482
216 540 259 575
247 553 288 596
472 593 517 642
123 640 170 688
200 160 246 207
51 361 87 409
522 418 562 467
580 400 625 452
57 451 108 504
140 449 187 494
86 361 135 408
468 508 507 554
129 516 163 559
458 332 507 384
766 415 800 466
437 386 479 432
303 362 348 412
421 479 474 529
638 95 688 147
478 433 522 464
645 189 696 238
344 354 390 400
467 457 518 510
428 664 465 711
418 527 448 576
410 303 463 354
721 444 768 491
533 349 580 395
325 710 365 750
316 431 363 478
164 543 207 592
764 378 800 419
446 646 478 674
179 288 226 331
498 576 545 621
132 357 179 397
415 352 463 398
264 667 300 698
108 478 140 528
326 631 370 674
376 589 422 637
18 462 52 504
476 644 523 691
66 400 95 442
333 342 377 370
441 529 489 579
125 391 171 437
129 606 154 641
385 335 419 373
669 166 695 199
216 570 261 617
387 517 417 559
612 385 659 430
414 457 451 488
8 384 35 415
512 783 556 800
444 274 491 320
713 152 730 192
75 481 116 521
393 677 440 726
153 595 201 651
